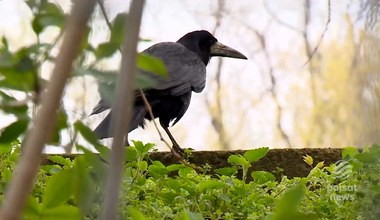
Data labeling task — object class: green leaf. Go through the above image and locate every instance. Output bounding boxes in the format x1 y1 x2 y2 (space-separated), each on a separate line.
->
40 205 81 220
125 146 138 161
0 118 29 143
110 13 127 45
227 154 248 166
23 196 42 219
178 167 194 178
41 165 62 175
243 147 269 163
47 155 72 168
31 1 64 35
44 2 64 17
1 36 8 48
95 42 120 59
126 206 146 220
197 180 225 192
98 81 115 108
355 147 380 163
72 156 96 215
0 142 13 154
0 46 38 92
37 13 64 30
0 46 14 68
342 147 359 159
137 161 148 171
135 73 157 89
50 110 68 144
148 164 169 179
269 184 317 220
132 140 155 157
43 169 73 208
0 91 28 117
166 164 186 172
74 120 110 160
251 171 276 184
137 53 168 77
181 209 204 220
215 167 237 177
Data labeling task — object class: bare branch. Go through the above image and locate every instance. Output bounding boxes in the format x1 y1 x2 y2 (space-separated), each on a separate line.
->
246 26 292 147
102 1 145 219
303 0 331 66
204 0 232 149
138 89 172 150
264 1 301 33
0 1 96 219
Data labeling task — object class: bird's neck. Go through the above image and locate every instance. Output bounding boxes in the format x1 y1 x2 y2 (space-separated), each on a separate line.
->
177 41 210 66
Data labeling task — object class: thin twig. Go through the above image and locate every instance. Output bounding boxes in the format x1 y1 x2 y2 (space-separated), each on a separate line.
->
138 90 172 150
264 1 301 33
245 26 292 147
102 1 145 219
0 1 96 219
205 0 231 149
303 0 331 66
96 0 112 30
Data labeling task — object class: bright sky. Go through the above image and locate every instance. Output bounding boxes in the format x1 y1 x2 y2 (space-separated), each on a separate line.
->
0 0 362 152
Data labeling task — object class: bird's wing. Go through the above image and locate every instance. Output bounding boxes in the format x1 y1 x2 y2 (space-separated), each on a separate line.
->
89 99 110 115
141 42 206 96
90 42 205 116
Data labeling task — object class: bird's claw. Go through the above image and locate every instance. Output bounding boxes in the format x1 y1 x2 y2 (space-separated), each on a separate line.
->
171 144 185 159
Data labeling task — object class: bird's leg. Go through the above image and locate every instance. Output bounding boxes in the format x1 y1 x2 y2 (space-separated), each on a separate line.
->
161 123 184 156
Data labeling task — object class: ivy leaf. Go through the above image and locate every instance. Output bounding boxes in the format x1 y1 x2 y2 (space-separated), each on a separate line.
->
148 164 168 179
197 180 225 193
43 169 73 208
243 147 269 163
227 154 248 166
215 167 237 177
0 118 29 143
137 161 148 171
125 146 138 161
251 171 276 184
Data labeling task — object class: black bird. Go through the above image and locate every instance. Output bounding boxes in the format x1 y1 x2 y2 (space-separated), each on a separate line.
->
90 30 247 154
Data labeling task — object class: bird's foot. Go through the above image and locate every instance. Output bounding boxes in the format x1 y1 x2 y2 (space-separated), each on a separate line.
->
171 144 185 159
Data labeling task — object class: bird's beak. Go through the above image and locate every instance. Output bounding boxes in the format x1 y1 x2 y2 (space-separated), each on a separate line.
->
210 42 247 60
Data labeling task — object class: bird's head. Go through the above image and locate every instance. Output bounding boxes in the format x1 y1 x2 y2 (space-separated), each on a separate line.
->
177 30 247 65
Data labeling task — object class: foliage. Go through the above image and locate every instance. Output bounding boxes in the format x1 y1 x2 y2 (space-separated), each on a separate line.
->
1 139 380 219
0 0 167 148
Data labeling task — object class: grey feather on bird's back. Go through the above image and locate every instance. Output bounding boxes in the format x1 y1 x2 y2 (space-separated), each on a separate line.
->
140 42 206 95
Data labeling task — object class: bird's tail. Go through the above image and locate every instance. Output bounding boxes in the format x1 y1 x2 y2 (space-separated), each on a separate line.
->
93 105 147 139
